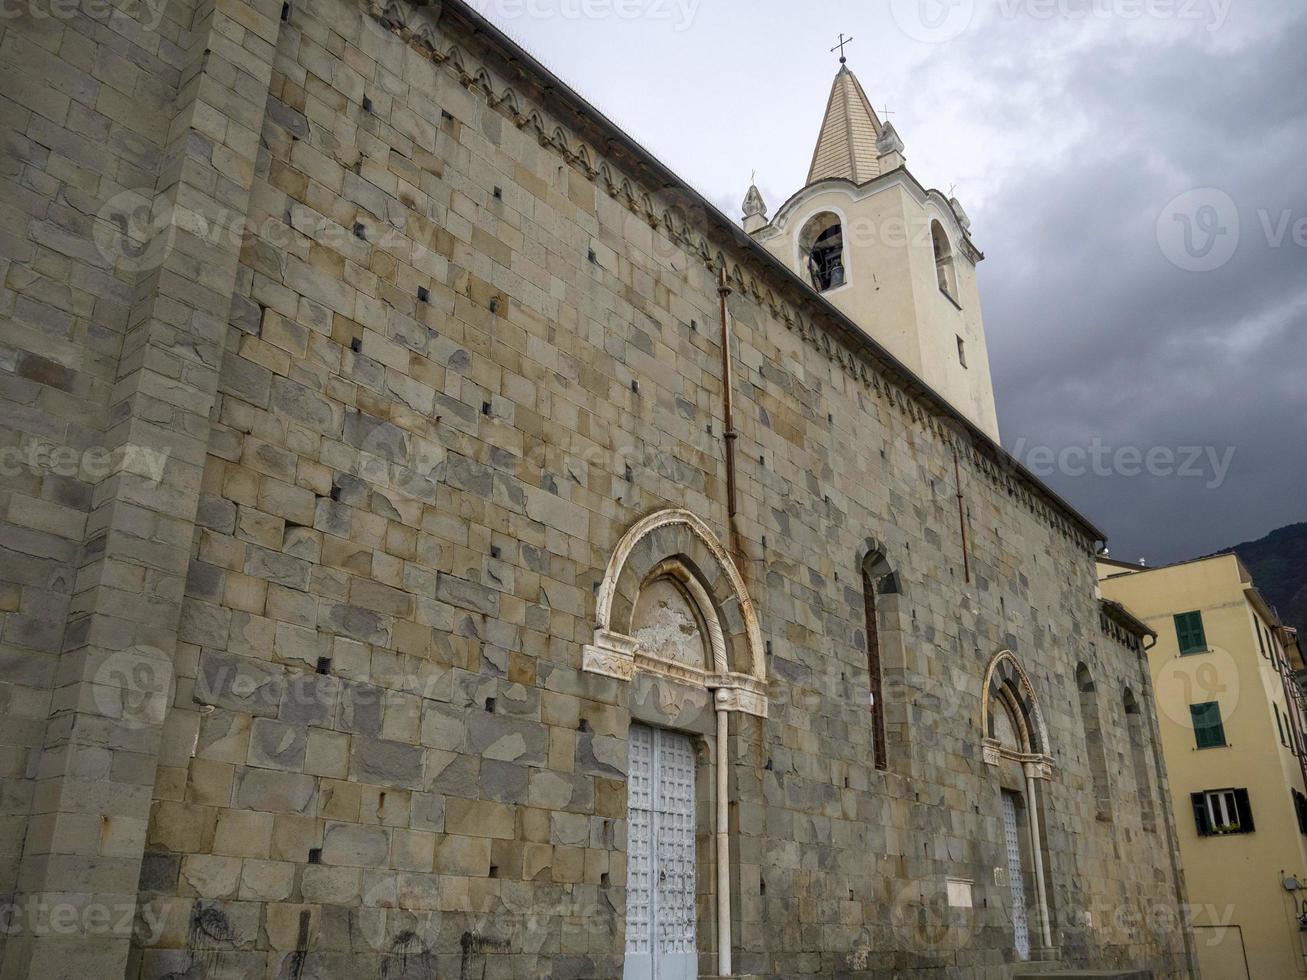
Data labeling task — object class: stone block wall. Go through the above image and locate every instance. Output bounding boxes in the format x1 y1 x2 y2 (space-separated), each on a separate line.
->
0 0 188 921
1 0 289 970
0 0 1196 976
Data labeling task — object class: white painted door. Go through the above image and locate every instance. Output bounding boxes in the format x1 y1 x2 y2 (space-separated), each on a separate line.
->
625 725 697 980
1002 791 1031 961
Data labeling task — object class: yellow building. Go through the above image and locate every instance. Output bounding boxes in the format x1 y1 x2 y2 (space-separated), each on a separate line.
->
1099 553 1307 979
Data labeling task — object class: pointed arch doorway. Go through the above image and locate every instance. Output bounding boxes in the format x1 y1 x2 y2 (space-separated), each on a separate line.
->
583 509 768 980
981 650 1057 960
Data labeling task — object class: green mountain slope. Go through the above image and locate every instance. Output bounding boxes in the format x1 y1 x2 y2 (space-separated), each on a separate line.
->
1208 522 1307 637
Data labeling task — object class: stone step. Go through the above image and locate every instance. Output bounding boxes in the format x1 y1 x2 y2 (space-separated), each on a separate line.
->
1018 972 1152 980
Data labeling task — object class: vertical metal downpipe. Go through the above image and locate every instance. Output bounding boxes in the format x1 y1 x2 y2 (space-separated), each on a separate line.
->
715 263 737 977
718 267 739 522
953 445 971 583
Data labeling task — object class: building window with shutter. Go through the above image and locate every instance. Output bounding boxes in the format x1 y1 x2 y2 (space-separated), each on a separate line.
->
1190 701 1227 749
1191 788 1254 836
1175 611 1207 655
1294 790 1307 835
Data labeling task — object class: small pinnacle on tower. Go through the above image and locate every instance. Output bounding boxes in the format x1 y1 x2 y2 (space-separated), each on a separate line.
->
742 179 768 234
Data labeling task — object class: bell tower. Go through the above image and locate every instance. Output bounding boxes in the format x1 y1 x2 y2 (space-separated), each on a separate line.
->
746 55 1000 442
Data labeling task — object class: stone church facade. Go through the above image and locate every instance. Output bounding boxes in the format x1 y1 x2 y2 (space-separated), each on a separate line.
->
0 0 1197 977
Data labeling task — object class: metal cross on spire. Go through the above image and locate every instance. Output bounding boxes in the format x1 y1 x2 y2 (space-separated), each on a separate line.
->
831 32 854 64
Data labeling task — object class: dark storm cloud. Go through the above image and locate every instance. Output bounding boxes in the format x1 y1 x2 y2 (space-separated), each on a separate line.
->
968 9 1307 561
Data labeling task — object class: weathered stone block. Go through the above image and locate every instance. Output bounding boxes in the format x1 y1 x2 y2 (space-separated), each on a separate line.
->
444 798 515 840
196 651 285 718
234 768 316 815
465 713 547 767
349 736 425 790
434 833 491 876
321 822 389 868
435 573 499 616
247 718 308 771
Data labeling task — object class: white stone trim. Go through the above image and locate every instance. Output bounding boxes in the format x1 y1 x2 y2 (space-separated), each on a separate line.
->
582 629 639 681
586 509 768 717
594 508 765 683
982 651 1051 754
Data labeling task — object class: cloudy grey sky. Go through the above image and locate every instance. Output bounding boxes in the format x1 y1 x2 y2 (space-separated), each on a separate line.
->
473 0 1307 564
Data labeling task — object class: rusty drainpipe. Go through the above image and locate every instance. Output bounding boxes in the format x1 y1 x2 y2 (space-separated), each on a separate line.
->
952 445 971 584
718 266 739 523
714 263 741 978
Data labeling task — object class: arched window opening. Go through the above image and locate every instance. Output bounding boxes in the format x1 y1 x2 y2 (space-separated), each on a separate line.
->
1076 664 1112 822
932 220 958 302
799 212 846 293
861 557 888 770
1124 689 1157 832
859 549 905 771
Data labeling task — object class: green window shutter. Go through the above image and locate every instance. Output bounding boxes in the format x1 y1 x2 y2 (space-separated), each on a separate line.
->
1233 788 1255 833
1190 792 1210 836
1174 613 1192 653
1191 702 1225 749
1189 703 1206 746
1175 611 1207 655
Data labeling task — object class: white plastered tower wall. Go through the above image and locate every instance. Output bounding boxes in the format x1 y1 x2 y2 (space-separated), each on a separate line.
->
746 64 1001 442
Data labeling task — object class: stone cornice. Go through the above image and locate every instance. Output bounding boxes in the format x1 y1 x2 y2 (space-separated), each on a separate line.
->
1100 598 1153 652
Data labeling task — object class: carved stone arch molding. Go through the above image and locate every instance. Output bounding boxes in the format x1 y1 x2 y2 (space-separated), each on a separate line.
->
981 650 1055 778
584 508 767 717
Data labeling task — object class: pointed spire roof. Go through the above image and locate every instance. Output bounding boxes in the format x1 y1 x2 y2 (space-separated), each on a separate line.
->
806 65 884 186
